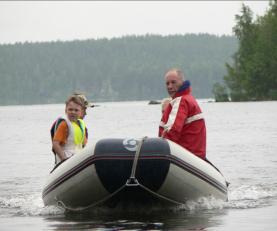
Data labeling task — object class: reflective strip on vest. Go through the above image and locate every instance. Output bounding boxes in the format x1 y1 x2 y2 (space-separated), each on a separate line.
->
185 113 204 124
159 112 204 129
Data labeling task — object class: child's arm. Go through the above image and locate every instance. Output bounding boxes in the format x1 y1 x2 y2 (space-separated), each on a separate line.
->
52 141 67 161
52 121 68 161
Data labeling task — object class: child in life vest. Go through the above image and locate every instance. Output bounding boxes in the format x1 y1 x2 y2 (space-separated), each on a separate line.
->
52 95 87 164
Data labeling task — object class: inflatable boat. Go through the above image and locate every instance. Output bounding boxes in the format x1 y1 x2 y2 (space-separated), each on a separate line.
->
42 137 228 211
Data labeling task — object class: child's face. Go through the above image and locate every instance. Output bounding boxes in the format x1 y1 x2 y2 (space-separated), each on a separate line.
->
65 101 82 122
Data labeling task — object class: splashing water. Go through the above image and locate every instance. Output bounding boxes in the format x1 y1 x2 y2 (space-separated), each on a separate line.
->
2 181 276 217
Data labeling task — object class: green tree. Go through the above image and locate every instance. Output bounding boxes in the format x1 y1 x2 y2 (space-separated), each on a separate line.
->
212 83 229 102
223 1 277 101
224 4 257 101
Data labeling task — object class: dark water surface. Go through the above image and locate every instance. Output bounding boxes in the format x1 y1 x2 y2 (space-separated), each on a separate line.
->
1 100 277 230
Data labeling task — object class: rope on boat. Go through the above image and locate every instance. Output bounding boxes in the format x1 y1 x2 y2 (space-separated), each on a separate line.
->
56 184 127 212
125 136 183 205
126 136 147 186
138 184 184 206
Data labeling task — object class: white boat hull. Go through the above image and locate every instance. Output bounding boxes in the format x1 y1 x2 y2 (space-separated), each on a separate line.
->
42 138 228 211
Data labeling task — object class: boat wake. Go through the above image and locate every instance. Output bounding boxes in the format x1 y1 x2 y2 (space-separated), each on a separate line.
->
1 182 276 217
0 193 63 217
176 182 277 211
225 183 277 209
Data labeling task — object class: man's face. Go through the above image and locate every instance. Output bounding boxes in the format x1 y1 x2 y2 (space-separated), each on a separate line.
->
65 101 82 122
165 72 183 97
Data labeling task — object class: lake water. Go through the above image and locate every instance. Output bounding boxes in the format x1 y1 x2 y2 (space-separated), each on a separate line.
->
0 100 277 230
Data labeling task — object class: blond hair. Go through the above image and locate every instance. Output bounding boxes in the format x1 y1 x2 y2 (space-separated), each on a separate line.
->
65 95 86 109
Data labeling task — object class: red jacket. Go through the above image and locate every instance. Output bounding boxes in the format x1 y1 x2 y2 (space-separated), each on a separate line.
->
159 85 206 159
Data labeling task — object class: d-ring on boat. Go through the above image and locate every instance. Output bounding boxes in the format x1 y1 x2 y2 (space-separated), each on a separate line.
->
42 137 228 211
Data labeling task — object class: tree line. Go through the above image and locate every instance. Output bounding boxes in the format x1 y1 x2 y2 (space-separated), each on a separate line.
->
214 0 277 102
0 34 237 106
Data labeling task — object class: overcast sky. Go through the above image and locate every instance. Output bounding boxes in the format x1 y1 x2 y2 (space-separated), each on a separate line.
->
0 1 270 44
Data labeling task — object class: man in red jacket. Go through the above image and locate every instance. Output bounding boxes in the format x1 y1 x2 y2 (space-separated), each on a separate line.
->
159 68 206 160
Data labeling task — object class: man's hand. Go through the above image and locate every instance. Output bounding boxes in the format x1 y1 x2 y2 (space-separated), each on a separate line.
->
161 130 167 138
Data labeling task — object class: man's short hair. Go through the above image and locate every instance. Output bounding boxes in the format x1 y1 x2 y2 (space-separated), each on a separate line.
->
165 68 185 80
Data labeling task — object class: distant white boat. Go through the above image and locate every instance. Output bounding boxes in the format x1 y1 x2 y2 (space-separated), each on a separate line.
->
42 137 228 211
